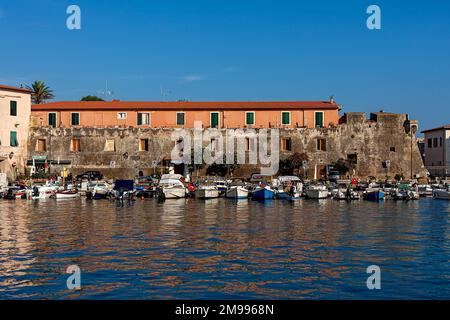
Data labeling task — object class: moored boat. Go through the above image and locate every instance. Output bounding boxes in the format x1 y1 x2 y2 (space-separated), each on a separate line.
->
433 188 450 200
363 189 385 201
156 174 187 200
305 185 328 199
251 186 275 200
226 186 248 199
195 185 220 199
274 176 303 200
52 190 80 199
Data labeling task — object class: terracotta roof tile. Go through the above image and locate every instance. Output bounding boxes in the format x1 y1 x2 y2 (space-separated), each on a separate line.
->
32 100 339 111
0 84 32 94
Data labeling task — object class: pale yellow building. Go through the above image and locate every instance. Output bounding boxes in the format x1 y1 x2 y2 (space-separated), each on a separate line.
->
0 84 32 182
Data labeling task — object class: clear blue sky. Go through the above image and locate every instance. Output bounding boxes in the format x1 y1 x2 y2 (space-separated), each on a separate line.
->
1 0 449 131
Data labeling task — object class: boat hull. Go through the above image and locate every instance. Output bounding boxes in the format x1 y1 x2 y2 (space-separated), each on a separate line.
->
54 192 80 199
251 188 274 200
433 189 450 200
226 187 248 199
162 187 186 199
363 190 385 201
196 189 220 199
305 189 328 199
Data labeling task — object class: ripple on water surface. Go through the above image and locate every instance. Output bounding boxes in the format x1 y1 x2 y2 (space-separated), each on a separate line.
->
0 198 449 299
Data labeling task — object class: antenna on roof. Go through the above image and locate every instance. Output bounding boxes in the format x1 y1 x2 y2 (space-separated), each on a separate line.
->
160 86 171 101
97 80 115 100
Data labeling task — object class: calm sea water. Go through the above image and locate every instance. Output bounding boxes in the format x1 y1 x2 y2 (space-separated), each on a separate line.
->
0 197 449 299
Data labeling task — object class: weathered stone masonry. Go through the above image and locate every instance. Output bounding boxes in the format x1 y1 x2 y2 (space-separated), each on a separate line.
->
27 112 426 180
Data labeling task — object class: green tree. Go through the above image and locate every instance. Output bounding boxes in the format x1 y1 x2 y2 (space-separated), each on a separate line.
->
81 95 104 101
26 81 54 104
279 152 309 175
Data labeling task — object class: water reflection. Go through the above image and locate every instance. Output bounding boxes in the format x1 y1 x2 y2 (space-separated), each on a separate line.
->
0 198 449 299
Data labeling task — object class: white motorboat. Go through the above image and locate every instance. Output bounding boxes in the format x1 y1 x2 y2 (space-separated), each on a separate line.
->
157 174 187 199
52 190 80 199
433 188 450 200
418 185 433 197
274 176 303 199
305 185 329 199
196 185 220 199
226 186 248 199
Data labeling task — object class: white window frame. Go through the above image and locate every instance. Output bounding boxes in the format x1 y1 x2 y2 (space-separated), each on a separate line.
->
176 112 186 126
245 111 255 125
139 112 150 125
281 111 291 125
314 111 325 128
210 112 220 128
70 112 80 126
117 112 127 120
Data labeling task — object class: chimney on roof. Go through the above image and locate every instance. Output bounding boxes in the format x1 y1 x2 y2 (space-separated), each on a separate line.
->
329 95 335 104
112 99 120 102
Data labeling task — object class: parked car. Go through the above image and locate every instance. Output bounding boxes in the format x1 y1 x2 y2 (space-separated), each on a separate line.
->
76 171 103 181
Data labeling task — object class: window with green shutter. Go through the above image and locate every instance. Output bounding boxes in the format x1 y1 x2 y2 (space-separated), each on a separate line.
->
315 112 324 128
246 112 255 125
210 112 219 128
281 112 290 125
71 113 80 126
137 113 142 125
176 112 185 125
10 131 18 147
10 101 17 116
48 113 57 127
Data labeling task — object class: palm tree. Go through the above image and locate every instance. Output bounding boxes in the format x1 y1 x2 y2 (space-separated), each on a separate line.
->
26 81 54 104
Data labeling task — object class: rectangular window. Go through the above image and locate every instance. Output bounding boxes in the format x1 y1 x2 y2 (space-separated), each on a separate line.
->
36 139 47 151
139 139 149 151
440 137 443 147
10 131 18 147
281 112 290 125
210 112 219 128
104 139 115 152
433 137 438 148
281 138 292 151
176 112 185 125
245 112 255 125
48 113 57 127
315 112 324 128
428 138 432 148
137 113 150 125
71 113 80 126
317 138 327 151
70 139 81 152
118 112 127 120
10 101 17 116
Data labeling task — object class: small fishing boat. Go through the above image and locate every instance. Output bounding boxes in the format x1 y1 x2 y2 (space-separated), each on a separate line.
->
195 184 220 199
52 190 80 199
433 188 450 200
418 185 433 197
392 184 419 200
251 186 275 200
226 186 248 199
305 185 328 199
274 176 303 200
156 174 186 200
363 189 385 201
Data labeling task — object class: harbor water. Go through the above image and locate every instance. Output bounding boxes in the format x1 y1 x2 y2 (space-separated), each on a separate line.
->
0 197 449 299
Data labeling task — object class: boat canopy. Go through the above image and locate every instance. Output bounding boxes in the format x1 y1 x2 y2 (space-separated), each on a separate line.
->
278 176 301 183
161 174 183 180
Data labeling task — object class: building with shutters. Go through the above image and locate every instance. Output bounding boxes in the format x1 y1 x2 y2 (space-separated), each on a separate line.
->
30 98 340 129
0 84 32 181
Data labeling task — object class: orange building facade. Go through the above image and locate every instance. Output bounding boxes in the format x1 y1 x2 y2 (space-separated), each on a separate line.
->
31 100 340 129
